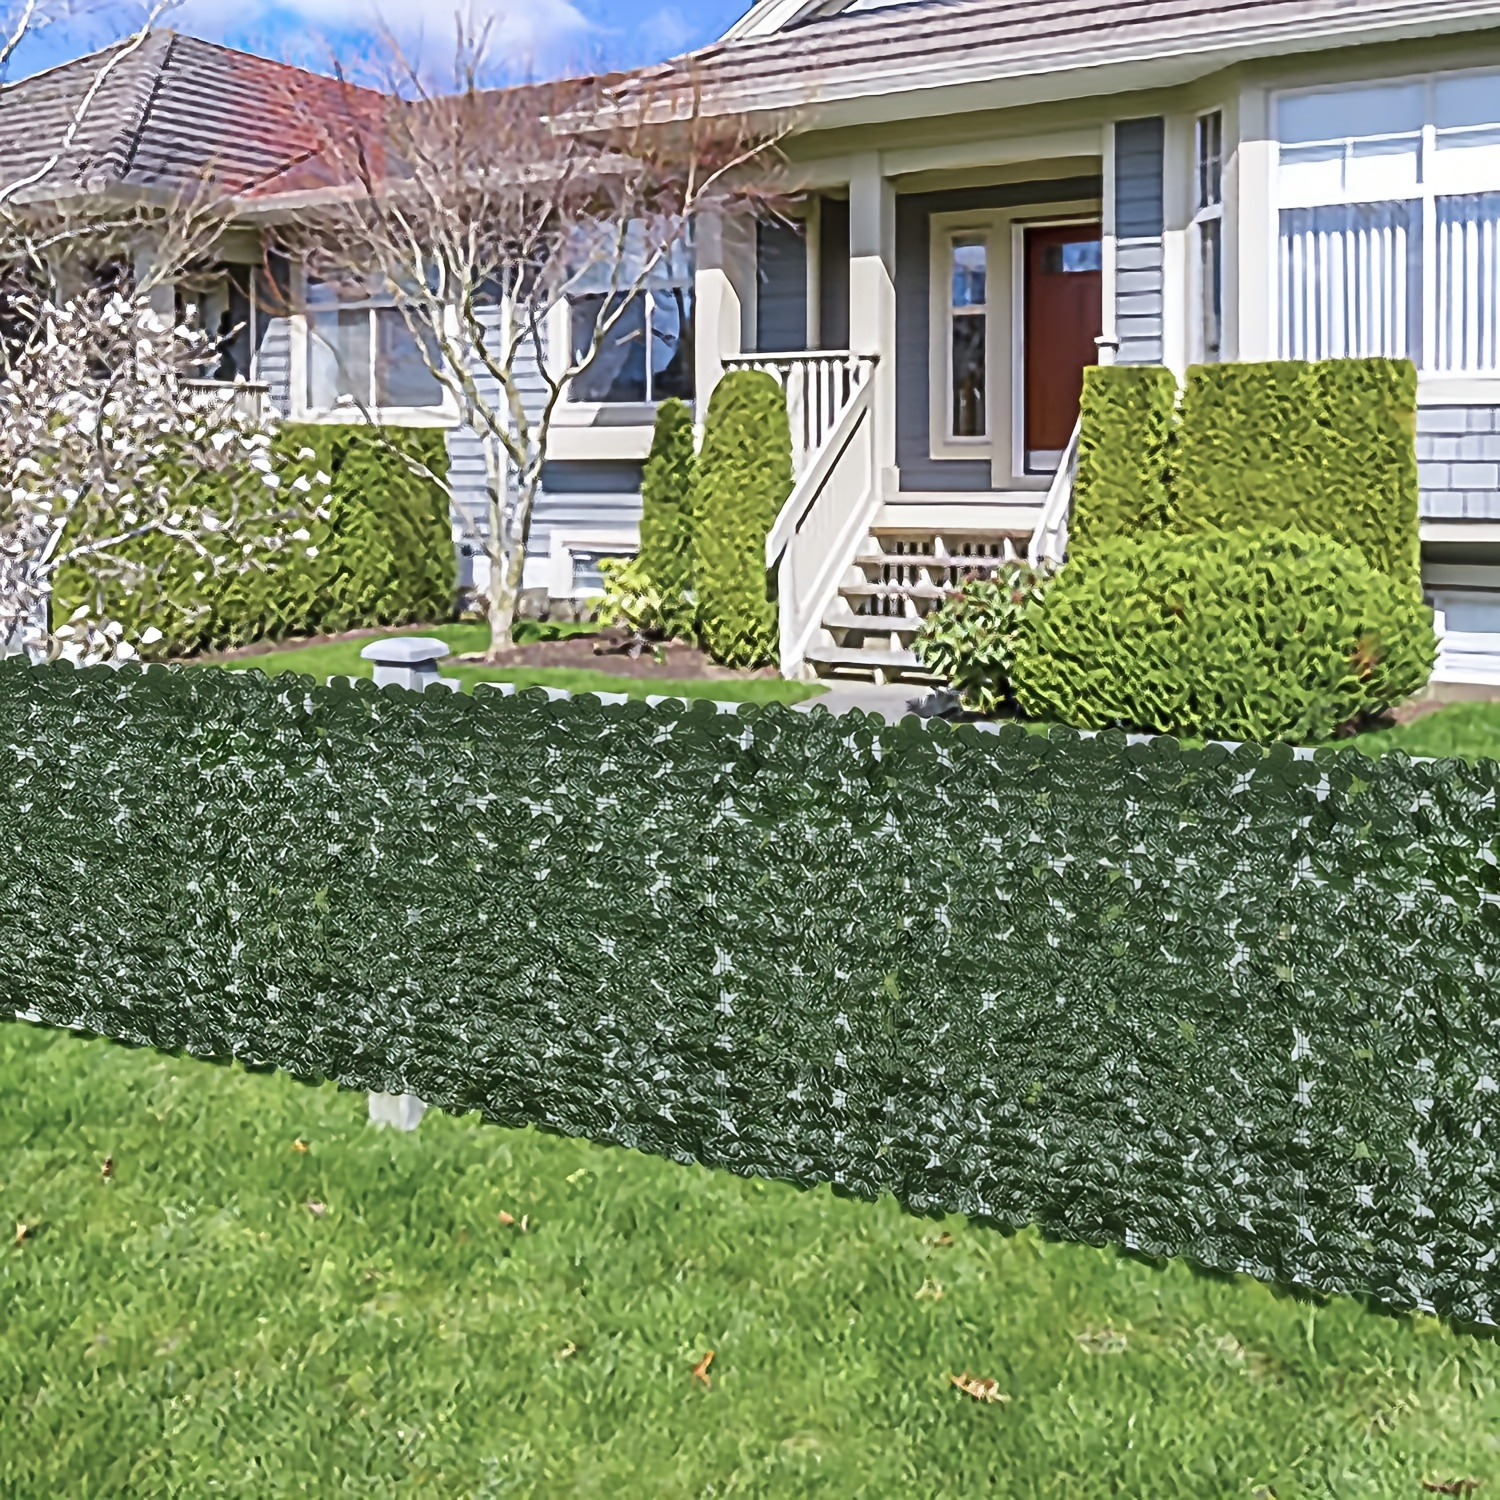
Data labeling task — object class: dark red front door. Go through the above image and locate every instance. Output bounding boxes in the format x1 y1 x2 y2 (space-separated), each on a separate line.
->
1024 223 1103 472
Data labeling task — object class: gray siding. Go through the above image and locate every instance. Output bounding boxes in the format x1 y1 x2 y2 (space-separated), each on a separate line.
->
895 175 1103 493
757 220 809 352
819 196 851 351
1114 117 1165 366
1417 405 1500 521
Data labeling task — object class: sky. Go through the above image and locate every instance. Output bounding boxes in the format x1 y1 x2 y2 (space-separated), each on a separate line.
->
9 0 754 81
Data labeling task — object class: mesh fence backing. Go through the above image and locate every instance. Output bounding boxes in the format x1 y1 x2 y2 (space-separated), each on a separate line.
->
3 660 1499 1322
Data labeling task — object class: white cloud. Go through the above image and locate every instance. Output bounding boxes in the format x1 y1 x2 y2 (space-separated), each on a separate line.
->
176 0 594 76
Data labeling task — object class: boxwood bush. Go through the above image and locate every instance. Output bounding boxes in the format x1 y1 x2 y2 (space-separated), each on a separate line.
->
1070 366 1177 550
1012 528 1436 742
692 371 792 668
54 424 455 659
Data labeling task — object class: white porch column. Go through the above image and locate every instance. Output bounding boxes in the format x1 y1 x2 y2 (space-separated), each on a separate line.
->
1232 86 1274 362
1161 113 1193 378
848 152 897 492
694 211 758 416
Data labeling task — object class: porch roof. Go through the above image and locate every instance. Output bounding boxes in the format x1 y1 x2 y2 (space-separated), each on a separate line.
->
654 0 1500 121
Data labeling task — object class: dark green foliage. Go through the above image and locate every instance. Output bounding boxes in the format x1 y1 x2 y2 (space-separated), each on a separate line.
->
54 425 455 657
692 371 791 667
638 397 698 640
1171 359 1421 587
1070 366 1176 548
912 566 1047 713
1012 528 1436 741
4 660 1500 1326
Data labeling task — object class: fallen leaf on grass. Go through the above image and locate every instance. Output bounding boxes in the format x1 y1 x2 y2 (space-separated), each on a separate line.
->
950 1372 1009 1405
291 1140 310 1154
555 1342 578 1361
12 1222 34 1247
498 1211 529 1233
691 1350 715 1388
1422 1481 1481 1496
305 1200 327 1219
100 1157 114 1182
1075 1326 1129 1354
924 1232 955 1249
914 1279 945 1301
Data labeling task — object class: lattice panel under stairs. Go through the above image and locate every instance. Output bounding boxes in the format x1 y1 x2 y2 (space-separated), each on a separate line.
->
805 530 1027 684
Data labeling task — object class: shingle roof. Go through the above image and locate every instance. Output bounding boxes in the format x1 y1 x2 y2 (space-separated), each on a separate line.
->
671 0 1500 116
0 31 383 204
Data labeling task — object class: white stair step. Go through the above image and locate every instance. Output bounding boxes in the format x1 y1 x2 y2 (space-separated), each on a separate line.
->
839 581 950 602
824 611 923 635
805 644 927 673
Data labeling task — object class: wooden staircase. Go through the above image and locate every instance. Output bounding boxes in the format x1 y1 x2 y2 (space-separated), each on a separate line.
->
806 527 1033 683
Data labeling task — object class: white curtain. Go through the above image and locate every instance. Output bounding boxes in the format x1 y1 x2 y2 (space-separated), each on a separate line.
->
1435 193 1500 373
1279 201 1421 360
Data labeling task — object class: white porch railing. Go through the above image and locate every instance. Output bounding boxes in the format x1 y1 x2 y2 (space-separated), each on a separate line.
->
1027 417 1081 570
748 353 879 679
722 351 870 478
183 379 271 423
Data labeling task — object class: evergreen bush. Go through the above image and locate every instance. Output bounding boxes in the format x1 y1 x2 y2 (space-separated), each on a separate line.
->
1070 366 1176 549
1012 528 1436 742
692 371 792 668
1171 359 1421 588
638 398 697 641
54 424 455 657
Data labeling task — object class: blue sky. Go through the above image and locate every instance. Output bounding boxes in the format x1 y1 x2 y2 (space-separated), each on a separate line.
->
12 0 753 80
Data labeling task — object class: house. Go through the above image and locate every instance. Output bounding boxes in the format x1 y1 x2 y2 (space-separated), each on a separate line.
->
5 4 1500 687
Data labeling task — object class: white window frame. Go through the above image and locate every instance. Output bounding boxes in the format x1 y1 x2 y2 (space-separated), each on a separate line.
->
928 200 1103 487
1272 65 1500 384
296 272 456 425
1192 109 1225 365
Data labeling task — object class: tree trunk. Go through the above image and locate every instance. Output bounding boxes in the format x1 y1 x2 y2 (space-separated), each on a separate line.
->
482 470 539 664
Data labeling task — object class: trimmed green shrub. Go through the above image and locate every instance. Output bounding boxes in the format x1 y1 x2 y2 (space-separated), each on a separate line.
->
8 662 1500 1327
692 371 792 668
638 398 697 641
1012 528 1436 742
54 424 455 658
1071 366 1176 549
1171 359 1421 588
912 566 1047 714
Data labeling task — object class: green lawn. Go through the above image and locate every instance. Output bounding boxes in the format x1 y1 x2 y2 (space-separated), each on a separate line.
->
5 1021 1500 1497
191 624 825 707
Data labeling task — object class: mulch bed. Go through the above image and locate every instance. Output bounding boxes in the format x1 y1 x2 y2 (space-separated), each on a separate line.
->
457 629 782 681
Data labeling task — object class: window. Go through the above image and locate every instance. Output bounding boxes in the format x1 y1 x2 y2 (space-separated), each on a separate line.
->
567 234 694 404
950 235 987 438
1275 70 1500 372
1194 112 1224 363
306 279 444 412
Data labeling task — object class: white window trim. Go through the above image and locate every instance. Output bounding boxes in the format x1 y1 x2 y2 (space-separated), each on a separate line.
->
1191 108 1226 366
929 199 1102 487
549 277 697 414
1272 65 1500 378
546 528 640 600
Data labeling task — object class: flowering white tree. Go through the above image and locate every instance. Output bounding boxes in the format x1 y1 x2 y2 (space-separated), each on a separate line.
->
0 290 328 663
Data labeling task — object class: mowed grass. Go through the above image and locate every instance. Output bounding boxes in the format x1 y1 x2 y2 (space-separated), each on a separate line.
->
5 1024 1500 1496
190 624 825 706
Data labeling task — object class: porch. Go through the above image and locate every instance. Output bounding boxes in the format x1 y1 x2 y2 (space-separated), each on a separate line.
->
698 145 1112 682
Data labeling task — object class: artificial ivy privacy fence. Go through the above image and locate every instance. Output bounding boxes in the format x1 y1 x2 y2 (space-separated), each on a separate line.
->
4 659 1500 1324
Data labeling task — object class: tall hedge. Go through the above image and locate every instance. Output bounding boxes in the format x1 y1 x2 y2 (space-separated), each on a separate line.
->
8 661 1500 1326
692 370 792 668
1070 366 1177 549
637 398 698 641
1171 359 1421 588
1070 359 1421 591
54 424 455 658
1012 528 1436 742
